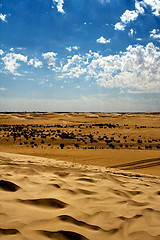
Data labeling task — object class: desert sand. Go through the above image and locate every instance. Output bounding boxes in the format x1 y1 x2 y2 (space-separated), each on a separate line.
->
0 152 160 240
0 112 160 176
0 113 160 239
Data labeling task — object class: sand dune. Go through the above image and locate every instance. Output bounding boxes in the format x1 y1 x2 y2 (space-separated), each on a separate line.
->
0 152 160 240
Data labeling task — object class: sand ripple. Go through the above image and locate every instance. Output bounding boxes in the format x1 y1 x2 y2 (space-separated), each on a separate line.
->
0 180 20 192
18 198 67 209
0 152 160 240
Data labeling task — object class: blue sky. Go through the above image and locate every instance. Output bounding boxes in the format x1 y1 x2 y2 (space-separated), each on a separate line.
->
0 0 160 112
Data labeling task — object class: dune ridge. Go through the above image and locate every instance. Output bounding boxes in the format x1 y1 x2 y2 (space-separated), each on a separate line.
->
0 152 160 240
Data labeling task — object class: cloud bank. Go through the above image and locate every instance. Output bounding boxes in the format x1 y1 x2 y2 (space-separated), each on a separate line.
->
1 43 160 93
58 43 160 93
115 0 160 31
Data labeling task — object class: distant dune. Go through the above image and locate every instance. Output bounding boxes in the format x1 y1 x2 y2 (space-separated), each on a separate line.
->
0 152 160 240
0 112 160 176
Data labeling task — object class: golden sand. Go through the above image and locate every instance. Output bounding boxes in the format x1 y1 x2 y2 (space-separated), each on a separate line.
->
0 152 160 240
0 113 160 239
0 112 160 176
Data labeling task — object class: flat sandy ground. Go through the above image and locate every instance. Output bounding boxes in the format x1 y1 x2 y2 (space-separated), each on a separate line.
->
0 112 160 176
0 113 160 240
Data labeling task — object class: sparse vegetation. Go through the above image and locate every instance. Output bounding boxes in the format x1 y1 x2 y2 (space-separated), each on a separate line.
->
60 143 64 149
0 113 159 151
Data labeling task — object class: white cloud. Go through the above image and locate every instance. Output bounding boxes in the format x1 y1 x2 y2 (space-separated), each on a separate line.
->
52 0 65 14
128 28 136 36
0 49 4 55
2 43 159 95
42 52 57 68
2 53 27 75
99 0 110 3
114 22 125 31
57 43 160 93
136 38 143 41
115 0 160 32
135 0 160 16
76 85 80 88
0 87 7 91
143 0 160 16
0 13 7 22
28 58 43 68
96 36 110 44
89 43 160 92
115 10 139 31
17 47 26 50
42 52 57 59
135 0 145 14
150 29 160 39
72 46 79 50
59 54 86 79
120 10 139 24
66 47 72 52
66 46 79 51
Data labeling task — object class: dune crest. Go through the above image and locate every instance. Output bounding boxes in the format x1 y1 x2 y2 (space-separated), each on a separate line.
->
0 152 160 240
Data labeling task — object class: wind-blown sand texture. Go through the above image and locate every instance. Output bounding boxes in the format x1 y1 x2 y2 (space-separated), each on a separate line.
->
0 152 160 240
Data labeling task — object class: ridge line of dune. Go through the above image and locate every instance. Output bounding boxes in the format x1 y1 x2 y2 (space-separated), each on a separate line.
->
0 152 160 182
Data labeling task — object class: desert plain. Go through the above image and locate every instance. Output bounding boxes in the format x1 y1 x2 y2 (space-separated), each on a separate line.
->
0 112 160 240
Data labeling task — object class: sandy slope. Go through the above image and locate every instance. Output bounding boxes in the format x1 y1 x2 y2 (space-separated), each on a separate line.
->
0 152 160 240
